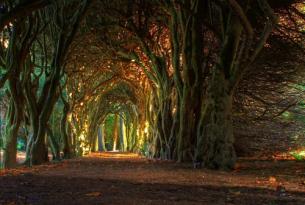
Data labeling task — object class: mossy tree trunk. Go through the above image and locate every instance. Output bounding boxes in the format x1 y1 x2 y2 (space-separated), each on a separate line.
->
195 70 236 169
194 2 276 169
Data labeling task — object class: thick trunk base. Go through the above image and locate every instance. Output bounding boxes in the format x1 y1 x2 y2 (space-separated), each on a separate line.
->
3 126 18 168
31 141 48 165
201 124 236 170
3 137 17 168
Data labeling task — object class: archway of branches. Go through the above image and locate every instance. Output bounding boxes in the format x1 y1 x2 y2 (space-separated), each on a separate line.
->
0 0 304 170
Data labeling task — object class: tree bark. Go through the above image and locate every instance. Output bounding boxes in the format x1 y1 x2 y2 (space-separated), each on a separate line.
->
195 69 236 170
3 100 21 168
30 124 49 165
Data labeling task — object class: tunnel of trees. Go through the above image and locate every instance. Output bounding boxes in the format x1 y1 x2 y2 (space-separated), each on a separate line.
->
0 0 304 171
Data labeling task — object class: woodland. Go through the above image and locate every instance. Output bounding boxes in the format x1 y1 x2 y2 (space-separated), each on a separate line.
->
0 0 305 204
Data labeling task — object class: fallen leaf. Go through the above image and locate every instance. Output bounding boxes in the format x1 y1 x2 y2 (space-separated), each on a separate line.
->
85 192 102 197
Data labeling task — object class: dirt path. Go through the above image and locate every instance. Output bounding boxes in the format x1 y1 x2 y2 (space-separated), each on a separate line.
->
0 152 305 205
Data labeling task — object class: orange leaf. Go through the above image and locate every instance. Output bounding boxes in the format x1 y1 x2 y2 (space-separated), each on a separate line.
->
269 176 277 183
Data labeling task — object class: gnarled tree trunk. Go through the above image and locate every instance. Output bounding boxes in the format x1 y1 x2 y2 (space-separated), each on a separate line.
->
196 69 236 170
3 100 22 168
30 121 49 165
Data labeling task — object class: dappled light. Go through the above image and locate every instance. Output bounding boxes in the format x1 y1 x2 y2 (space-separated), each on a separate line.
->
0 0 305 204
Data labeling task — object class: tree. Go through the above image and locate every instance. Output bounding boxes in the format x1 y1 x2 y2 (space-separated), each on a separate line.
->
24 0 90 165
3 17 34 168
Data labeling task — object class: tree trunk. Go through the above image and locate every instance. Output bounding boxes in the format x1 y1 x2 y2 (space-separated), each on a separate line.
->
173 0 204 162
30 125 49 165
4 86 24 168
3 102 19 168
3 21 26 168
3 125 18 168
196 70 236 170
112 114 118 151
61 102 72 158
159 96 173 159
98 125 106 151
0 114 3 141
177 87 192 161
119 115 126 151
46 126 60 160
176 84 202 162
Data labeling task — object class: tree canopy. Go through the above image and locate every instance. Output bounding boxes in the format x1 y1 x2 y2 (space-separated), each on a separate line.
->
0 0 304 170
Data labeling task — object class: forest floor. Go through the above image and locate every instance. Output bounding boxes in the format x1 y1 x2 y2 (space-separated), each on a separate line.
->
0 152 305 205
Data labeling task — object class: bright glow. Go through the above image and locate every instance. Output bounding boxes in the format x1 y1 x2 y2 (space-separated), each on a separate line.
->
67 113 72 122
79 133 86 141
144 121 149 134
0 39 8 48
292 150 305 157
172 107 176 114
77 125 91 156
3 40 8 48
136 129 140 136
78 83 82 91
